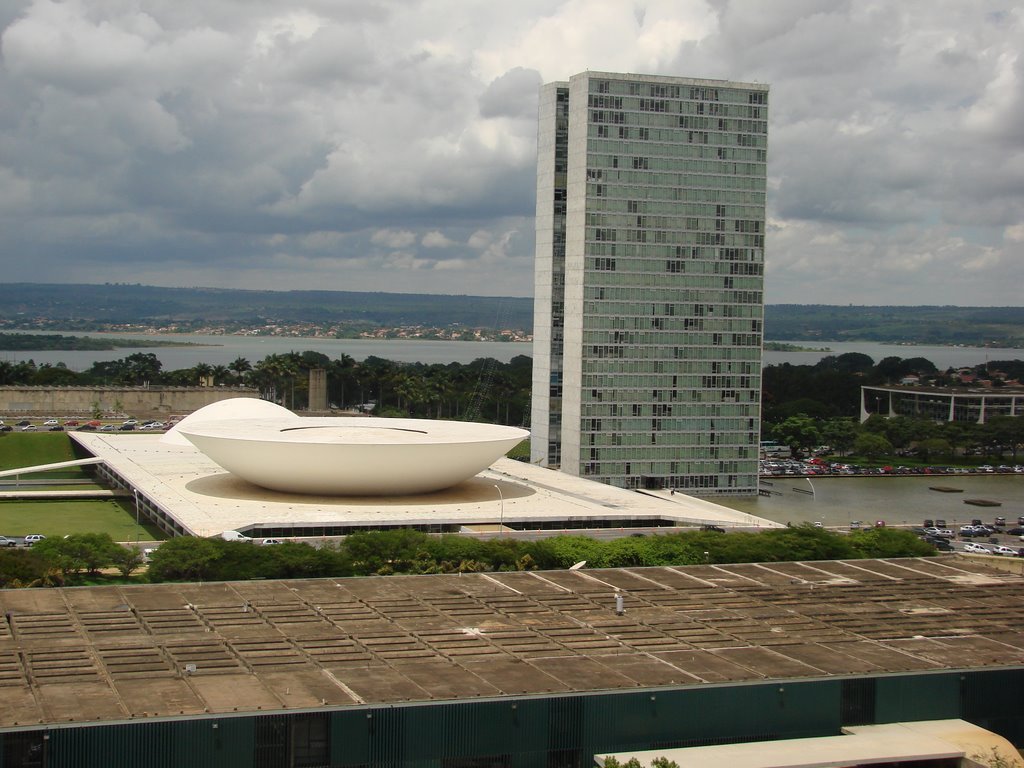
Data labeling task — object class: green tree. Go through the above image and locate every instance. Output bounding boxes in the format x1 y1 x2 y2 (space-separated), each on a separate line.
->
343 529 430 575
110 546 145 578
848 528 934 558
853 432 893 461
0 548 51 588
821 418 858 456
147 537 223 581
228 356 253 383
32 533 120 577
917 437 952 462
771 415 822 455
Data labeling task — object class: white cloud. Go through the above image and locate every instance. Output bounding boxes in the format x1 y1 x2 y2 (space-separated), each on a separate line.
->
370 229 416 248
0 0 1020 303
421 230 454 248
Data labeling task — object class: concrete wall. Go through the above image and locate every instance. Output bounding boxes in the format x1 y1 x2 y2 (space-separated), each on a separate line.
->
0 386 259 417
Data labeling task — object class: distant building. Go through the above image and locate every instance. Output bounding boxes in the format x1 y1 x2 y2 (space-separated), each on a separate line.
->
862 384 1024 423
531 71 768 496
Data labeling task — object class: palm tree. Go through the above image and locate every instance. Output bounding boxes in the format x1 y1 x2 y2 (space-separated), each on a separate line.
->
211 365 231 386
192 363 214 386
228 357 252 382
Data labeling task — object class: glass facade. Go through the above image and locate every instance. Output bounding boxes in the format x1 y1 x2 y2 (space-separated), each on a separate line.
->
532 72 768 496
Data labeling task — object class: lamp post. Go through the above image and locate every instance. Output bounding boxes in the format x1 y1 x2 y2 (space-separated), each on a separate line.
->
493 483 505 537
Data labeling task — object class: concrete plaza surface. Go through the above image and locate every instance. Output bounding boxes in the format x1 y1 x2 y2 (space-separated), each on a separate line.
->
69 433 780 538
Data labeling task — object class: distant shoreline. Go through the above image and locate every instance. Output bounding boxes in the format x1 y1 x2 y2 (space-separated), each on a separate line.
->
0 332 213 352
763 341 830 352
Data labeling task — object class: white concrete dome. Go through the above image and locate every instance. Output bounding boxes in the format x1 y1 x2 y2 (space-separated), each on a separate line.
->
177 416 529 496
160 398 293 446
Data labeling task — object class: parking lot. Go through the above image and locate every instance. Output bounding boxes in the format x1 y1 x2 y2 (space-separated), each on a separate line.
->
0 416 170 433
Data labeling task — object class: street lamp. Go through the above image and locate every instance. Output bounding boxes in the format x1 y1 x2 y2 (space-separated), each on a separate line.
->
493 483 505 536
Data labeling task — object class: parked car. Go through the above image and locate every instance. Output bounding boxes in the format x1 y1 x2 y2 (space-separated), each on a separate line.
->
963 542 991 554
927 537 953 552
0 536 17 548
23 534 45 546
994 517 1007 527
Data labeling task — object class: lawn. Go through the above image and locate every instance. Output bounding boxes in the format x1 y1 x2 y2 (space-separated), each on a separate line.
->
0 498 165 541
507 439 530 460
0 432 91 478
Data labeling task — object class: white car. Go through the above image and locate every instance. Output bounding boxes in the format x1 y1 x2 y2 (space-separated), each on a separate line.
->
260 538 283 546
43 419 59 426
963 542 991 554
991 545 1017 556
23 534 46 546
20 425 36 431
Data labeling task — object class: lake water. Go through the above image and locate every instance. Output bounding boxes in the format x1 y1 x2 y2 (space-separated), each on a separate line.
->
718 474 1024 529
2 332 1021 372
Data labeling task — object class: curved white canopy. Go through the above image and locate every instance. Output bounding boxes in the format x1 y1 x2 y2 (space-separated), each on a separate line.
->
178 415 529 496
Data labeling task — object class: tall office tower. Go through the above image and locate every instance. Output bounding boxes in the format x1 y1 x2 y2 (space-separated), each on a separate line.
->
531 72 768 496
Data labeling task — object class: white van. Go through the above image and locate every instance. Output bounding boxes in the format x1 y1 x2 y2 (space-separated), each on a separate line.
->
219 530 252 542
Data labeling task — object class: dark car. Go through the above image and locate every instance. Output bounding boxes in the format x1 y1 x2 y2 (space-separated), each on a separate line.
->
118 424 135 431
48 425 64 431
700 524 726 533
15 420 30 427
76 424 96 431
0 425 11 432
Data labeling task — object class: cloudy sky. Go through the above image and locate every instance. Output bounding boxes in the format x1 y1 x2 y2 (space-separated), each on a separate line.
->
0 0 1021 305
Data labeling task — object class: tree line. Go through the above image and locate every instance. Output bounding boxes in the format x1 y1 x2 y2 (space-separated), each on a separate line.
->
0 526 935 588
4 348 1024 452
0 352 532 426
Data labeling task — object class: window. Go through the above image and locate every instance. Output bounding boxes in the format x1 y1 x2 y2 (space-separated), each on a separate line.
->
255 713 329 768
2 732 44 768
